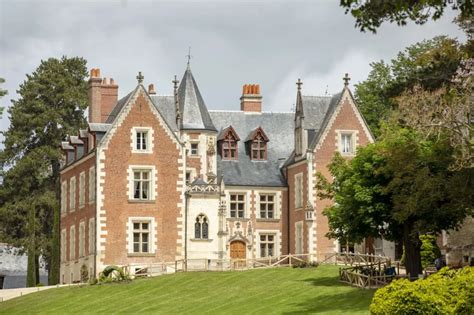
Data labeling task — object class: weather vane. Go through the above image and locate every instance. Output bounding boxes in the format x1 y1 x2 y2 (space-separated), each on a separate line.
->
186 46 193 65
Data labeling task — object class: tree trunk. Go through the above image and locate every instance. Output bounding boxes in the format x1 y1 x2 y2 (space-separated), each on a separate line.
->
35 254 40 285
26 206 37 287
402 222 422 280
49 160 61 285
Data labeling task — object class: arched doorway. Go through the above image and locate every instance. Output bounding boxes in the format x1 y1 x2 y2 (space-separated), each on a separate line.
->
230 241 246 259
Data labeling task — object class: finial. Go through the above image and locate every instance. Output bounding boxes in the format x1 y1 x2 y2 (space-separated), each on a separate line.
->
296 78 303 91
172 75 179 89
343 73 351 87
186 46 193 66
136 71 144 84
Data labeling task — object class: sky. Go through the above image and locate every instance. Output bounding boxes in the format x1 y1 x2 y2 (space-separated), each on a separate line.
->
0 0 466 145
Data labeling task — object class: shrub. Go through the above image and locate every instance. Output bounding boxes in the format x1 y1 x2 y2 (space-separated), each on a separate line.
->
292 261 319 268
370 267 474 314
420 234 441 269
80 264 89 283
98 265 130 283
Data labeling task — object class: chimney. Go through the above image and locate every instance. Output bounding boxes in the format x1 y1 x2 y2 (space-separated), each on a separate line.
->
148 84 156 95
240 84 262 112
88 68 119 123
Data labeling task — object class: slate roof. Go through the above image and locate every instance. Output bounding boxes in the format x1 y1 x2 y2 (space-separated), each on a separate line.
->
178 65 217 131
209 111 294 187
150 95 178 132
89 123 111 133
105 91 133 124
69 136 83 145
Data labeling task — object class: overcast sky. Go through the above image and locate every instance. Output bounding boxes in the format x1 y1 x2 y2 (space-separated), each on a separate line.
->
0 0 466 145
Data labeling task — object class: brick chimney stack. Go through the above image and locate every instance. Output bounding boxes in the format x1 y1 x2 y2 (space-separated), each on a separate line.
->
88 68 119 123
148 84 156 95
240 84 262 113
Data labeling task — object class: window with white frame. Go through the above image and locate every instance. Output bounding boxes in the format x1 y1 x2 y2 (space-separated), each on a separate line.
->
194 214 209 239
88 167 95 203
69 177 76 211
260 234 275 257
295 222 303 254
61 181 67 214
69 225 76 261
79 222 85 257
260 194 275 219
230 194 245 218
340 133 354 154
190 142 199 155
88 218 95 254
61 229 66 262
132 127 153 153
132 221 150 253
186 171 192 185
133 170 151 200
295 173 303 209
79 172 85 208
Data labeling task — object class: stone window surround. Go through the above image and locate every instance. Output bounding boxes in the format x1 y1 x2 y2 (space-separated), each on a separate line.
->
69 176 76 212
189 141 200 157
88 166 96 204
69 224 76 261
79 221 85 258
226 190 250 218
127 165 157 201
255 190 281 220
130 126 154 154
61 228 67 262
88 218 95 255
79 171 85 209
295 221 303 255
256 229 281 258
126 216 157 255
61 181 67 215
335 129 358 156
294 173 303 210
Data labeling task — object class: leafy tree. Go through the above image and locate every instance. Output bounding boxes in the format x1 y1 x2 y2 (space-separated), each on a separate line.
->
340 0 473 33
420 234 441 269
0 77 6 118
0 56 88 286
355 36 464 138
317 127 473 278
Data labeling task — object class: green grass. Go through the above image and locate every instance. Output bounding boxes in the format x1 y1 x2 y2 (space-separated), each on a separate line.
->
0 265 374 314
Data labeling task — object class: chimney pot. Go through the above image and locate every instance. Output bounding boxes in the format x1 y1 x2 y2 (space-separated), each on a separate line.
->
110 78 115 85
240 83 262 112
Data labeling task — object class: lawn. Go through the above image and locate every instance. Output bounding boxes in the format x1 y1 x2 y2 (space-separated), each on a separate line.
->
0 265 374 314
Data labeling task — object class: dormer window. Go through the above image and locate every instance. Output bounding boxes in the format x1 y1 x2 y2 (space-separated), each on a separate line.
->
246 127 269 161
218 126 240 160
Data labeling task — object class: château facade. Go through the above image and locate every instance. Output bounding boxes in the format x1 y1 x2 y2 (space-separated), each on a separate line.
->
59 63 395 283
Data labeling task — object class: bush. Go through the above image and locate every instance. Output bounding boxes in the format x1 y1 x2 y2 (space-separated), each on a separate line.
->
80 264 89 283
98 265 130 283
370 267 474 314
292 261 319 268
420 234 441 269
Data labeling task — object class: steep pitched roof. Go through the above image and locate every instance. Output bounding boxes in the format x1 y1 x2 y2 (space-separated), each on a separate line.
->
150 95 178 132
178 65 217 131
210 111 294 187
301 96 333 131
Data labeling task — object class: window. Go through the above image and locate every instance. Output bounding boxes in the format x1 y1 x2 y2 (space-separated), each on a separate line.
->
69 177 76 211
79 222 85 257
194 214 209 239
61 181 67 214
248 128 268 161
136 131 148 151
223 137 237 159
295 173 303 209
88 218 95 254
133 222 150 253
260 234 275 257
186 171 192 185
88 167 95 202
61 229 66 262
230 194 245 218
260 194 275 219
190 143 199 155
133 170 151 200
340 133 354 154
70 225 76 260
79 172 85 208
295 222 303 254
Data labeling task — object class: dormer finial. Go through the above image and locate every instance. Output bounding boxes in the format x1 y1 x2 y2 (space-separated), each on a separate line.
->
296 78 303 91
136 71 144 84
343 73 351 87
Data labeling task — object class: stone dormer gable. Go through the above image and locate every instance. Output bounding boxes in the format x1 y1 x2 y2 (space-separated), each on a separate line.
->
245 127 269 161
177 64 217 132
217 125 240 160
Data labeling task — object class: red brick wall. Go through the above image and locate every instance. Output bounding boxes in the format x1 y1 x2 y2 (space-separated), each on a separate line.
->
60 153 96 261
99 93 182 265
313 96 371 259
287 162 308 254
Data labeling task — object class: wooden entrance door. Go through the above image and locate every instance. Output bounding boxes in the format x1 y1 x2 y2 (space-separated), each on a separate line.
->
230 241 246 259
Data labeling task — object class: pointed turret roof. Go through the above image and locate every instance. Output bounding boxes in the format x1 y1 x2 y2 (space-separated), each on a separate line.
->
178 65 217 131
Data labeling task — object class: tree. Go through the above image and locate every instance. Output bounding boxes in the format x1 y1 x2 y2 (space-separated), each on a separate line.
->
340 0 473 33
354 36 464 138
316 127 473 278
0 77 6 118
0 56 88 286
